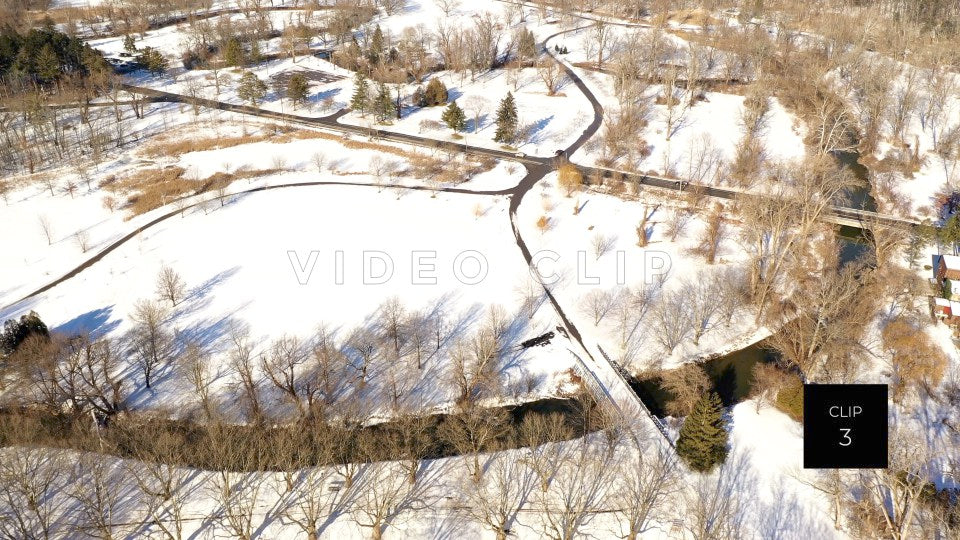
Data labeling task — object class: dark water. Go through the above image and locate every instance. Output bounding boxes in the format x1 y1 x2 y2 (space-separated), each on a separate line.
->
834 151 877 212
837 224 872 266
631 342 781 417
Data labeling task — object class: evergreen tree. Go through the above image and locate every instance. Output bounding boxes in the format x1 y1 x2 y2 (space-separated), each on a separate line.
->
940 213 960 255
441 100 467 132
287 72 310 106
493 92 518 144
517 28 537 64
424 77 448 106
350 71 369 115
249 40 263 64
676 391 729 473
223 38 245 67
35 43 60 83
237 71 267 106
123 34 137 53
372 81 395 122
368 25 385 64
1 311 49 357
136 47 168 75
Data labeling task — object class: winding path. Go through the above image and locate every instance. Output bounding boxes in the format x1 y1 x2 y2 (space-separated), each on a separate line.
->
4 8 917 443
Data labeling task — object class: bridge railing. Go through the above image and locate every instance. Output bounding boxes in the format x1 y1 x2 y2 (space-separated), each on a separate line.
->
596 345 675 448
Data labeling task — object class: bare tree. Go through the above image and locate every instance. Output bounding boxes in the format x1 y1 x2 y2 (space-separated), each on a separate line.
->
766 264 873 382
180 340 214 419
71 455 130 540
279 435 336 540
391 413 438 485
591 232 614 260
580 288 616 326
38 214 55 245
439 405 511 482
790 468 851 530
462 442 536 540
261 334 310 417
681 453 751 540
351 456 411 540
437 0 459 16
661 363 711 416
155 265 187 306
518 413 571 493
852 427 933 540
311 151 327 172
537 59 564 96
128 299 172 389
129 429 191 540
229 328 264 423
0 448 68 540
535 436 611 540
651 289 694 353
611 427 679 539
73 230 91 253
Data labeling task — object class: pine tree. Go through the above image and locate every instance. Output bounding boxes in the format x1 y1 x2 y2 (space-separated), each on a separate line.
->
137 47 168 75
424 77 448 106
287 72 310 106
676 391 729 473
1 311 49 358
351 71 370 115
237 71 267 106
35 43 61 83
368 25 385 65
494 92 518 144
123 34 137 53
249 40 263 64
372 81 395 122
223 38 245 67
441 100 467 132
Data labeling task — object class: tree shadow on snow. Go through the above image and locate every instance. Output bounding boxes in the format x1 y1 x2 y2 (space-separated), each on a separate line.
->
54 305 121 339
523 115 554 145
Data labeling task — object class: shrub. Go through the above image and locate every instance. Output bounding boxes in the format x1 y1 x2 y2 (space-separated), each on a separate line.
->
423 78 448 106
774 375 804 421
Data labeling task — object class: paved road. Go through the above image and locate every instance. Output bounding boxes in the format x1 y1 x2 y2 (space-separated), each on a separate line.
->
5 9 919 443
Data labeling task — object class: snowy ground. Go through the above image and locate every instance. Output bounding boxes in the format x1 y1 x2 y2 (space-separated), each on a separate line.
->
517 171 764 373
4 1 957 538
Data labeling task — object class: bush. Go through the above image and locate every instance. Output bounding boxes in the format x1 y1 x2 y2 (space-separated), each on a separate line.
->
181 45 213 70
774 375 804 421
1 311 49 357
423 78 448 106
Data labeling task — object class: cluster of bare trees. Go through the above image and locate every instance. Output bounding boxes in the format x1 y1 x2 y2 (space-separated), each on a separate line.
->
577 264 745 366
0 409 693 540
793 423 958 539
1 74 154 176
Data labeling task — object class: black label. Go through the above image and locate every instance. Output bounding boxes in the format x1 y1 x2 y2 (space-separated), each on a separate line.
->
803 384 888 469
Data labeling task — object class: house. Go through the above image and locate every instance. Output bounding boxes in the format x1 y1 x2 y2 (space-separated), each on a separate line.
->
930 297 960 331
934 254 960 300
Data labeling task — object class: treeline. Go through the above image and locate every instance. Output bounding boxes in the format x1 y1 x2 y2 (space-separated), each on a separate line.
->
0 25 108 92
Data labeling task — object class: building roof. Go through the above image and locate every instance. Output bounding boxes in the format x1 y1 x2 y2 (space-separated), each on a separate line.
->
935 297 951 307
943 255 960 270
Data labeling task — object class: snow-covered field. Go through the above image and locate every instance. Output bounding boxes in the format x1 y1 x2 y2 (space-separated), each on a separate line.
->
4 0 959 538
